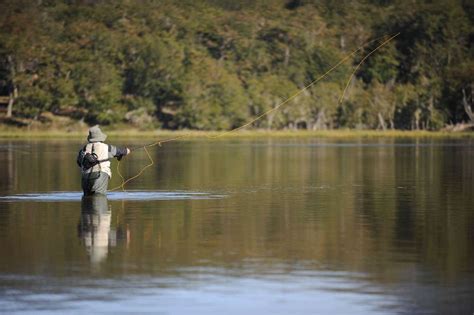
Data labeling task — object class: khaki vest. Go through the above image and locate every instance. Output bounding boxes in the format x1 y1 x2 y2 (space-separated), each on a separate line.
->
82 142 112 178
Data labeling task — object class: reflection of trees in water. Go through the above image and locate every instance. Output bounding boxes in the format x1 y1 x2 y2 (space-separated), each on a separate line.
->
121 140 474 283
78 195 129 267
0 143 18 192
0 140 472 286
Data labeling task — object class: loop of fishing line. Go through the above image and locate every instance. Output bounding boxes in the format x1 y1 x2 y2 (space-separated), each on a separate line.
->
109 33 400 192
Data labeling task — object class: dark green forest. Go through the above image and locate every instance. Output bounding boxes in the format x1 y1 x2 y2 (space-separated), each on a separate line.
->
0 0 472 130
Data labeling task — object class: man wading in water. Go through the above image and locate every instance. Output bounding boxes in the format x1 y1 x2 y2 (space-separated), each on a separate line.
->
77 126 130 195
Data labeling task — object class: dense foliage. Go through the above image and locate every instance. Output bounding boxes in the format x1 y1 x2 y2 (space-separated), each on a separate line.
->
0 0 472 130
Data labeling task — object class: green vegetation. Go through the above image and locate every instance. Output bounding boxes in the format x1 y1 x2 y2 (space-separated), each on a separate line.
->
0 129 473 139
0 0 472 131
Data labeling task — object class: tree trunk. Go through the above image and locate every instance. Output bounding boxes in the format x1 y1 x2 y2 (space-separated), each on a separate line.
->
462 88 474 122
313 110 326 130
284 46 290 68
340 35 345 51
6 90 15 118
6 55 17 118
267 106 275 130
427 95 435 129
378 112 386 130
414 109 420 130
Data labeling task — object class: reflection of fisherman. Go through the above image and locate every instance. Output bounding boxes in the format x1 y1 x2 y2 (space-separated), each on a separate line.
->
77 126 130 195
78 195 113 266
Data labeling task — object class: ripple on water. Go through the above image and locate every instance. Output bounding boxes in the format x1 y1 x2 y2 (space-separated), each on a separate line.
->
0 191 226 202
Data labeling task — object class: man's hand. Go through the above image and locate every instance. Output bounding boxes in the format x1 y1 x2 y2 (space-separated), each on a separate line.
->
117 147 130 161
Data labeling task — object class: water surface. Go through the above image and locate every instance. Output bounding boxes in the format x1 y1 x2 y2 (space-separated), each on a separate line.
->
0 138 473 314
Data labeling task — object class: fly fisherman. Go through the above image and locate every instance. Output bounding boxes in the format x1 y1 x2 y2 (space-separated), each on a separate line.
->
77 126 130 195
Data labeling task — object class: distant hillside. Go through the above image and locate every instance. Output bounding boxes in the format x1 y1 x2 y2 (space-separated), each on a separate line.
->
0 0 472 130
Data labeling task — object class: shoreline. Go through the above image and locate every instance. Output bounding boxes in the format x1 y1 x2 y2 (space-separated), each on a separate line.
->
0 128 473 139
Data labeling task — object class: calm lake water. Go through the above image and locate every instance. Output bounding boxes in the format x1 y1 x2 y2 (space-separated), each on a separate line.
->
0 138 473 314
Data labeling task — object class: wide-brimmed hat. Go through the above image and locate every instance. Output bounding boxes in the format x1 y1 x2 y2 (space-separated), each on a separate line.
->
87 125 107 142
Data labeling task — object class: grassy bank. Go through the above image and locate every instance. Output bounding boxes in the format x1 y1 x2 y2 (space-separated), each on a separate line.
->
0 128 473 140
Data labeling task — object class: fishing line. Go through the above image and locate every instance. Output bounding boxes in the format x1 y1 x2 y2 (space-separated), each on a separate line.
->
114 146 154 192
338 33 399 104
109 33 400 192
